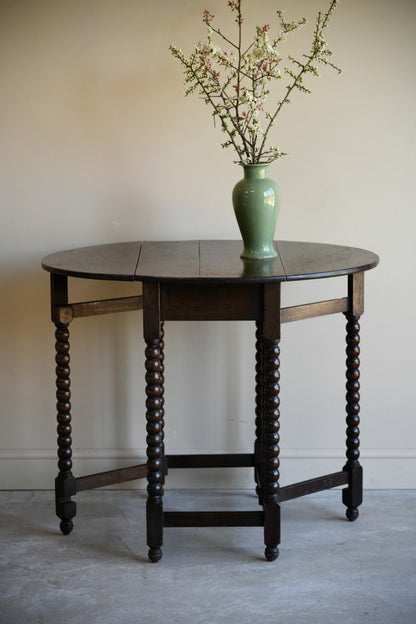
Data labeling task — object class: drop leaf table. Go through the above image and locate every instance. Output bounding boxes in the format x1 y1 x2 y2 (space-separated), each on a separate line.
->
42 240 378 562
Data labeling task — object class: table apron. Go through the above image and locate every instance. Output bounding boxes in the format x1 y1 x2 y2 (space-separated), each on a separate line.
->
159 282 264 321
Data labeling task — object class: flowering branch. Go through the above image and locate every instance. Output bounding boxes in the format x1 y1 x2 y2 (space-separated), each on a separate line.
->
170 0 341 164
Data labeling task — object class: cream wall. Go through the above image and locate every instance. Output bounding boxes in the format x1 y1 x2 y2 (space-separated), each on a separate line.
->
1 0 415 489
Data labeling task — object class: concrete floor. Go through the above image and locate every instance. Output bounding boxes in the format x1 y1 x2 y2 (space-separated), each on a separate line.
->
0 489 415 624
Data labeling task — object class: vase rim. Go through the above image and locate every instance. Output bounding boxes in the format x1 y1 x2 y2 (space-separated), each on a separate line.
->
240 162 271 167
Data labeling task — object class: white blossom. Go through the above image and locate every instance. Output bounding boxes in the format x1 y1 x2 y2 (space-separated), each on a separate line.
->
170 0 341 164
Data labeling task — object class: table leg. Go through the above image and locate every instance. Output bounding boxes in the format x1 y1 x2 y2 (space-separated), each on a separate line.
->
254 323 265 505
255 322 281 561
159 325 166 483
342 313 363 521
145 322 165 563
54 321 76 534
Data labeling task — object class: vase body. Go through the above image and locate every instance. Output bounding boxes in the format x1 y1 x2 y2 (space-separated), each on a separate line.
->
232 164 280 260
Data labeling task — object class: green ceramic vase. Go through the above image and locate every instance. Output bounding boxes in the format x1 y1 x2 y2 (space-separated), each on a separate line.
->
232 163 280 260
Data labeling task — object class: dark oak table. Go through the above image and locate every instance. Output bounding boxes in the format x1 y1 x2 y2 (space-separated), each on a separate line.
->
42 240 379 562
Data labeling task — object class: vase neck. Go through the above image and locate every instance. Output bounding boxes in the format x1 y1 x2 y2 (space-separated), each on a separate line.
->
243 164 269 180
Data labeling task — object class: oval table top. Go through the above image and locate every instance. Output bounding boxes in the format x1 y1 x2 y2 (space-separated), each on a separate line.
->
42 240 379 284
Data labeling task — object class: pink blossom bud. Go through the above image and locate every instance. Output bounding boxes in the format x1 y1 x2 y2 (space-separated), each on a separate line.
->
203 9 215 24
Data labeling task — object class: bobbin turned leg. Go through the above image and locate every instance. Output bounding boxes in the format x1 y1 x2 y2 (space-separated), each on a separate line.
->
143 282 165 563
254 322 265 506
55 321 76 534
342 273 364 521
255 283 281 561
159 325 167 486
261 335 281 561
342 313 362 521
145 328 165 562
